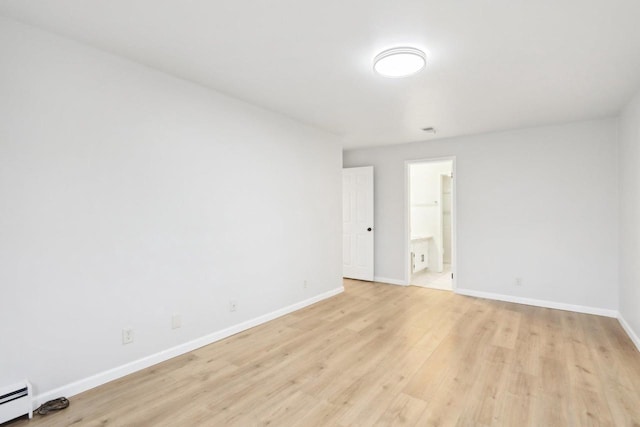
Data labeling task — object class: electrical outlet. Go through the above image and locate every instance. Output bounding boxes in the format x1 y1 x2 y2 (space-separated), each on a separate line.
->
304 280 308 289
229 300 238 312
122 328 134 345
172 314 182 329
515 277 523 286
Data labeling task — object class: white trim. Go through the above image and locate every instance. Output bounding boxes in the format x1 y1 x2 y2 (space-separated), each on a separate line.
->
33 286 344 406
404 157 457 291
618 314 640 352
373 276 407 286
455 288 618 318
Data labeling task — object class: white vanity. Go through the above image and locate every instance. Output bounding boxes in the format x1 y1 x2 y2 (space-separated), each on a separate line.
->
410 235 432 273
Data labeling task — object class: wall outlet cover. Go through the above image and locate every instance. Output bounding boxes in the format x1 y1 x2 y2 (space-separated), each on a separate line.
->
171 314 182 329
122 328 134 345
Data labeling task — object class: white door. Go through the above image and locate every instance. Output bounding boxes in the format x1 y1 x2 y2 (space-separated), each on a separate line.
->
343 166 374 281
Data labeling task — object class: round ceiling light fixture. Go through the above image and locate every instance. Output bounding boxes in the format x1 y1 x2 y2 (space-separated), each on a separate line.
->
373 47 426 78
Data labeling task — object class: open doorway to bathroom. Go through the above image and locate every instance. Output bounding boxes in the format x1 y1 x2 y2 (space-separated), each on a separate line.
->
406 158 455 291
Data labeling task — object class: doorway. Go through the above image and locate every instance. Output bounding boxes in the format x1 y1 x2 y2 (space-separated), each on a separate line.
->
406 158 455 290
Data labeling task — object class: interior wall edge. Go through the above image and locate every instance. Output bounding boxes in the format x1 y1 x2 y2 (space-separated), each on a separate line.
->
618 313 640 352
372 276 408 286
455 288 618 318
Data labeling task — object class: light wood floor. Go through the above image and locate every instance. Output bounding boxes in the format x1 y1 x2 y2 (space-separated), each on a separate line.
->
11 279 640 426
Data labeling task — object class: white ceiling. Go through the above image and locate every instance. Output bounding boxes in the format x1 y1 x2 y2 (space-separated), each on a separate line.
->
2 1 640 148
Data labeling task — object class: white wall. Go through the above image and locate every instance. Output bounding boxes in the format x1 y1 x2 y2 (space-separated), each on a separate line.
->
0 17 343 399
619 89 640 348
344 119 619 312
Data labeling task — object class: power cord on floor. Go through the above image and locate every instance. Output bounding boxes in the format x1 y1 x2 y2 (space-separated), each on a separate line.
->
34 397 69 415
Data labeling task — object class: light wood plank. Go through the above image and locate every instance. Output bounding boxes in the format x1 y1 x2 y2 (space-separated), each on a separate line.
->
9 279 640 426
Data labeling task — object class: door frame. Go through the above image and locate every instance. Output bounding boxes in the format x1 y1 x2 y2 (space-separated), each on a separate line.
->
404 156 457 289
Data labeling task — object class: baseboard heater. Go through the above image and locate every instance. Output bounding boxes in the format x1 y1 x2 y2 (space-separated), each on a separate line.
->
0 381 33 424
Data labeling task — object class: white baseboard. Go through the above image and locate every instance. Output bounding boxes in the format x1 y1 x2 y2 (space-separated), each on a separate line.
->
34 286 344 406
373 276 407 286
618 314 640 352
455 288 618 318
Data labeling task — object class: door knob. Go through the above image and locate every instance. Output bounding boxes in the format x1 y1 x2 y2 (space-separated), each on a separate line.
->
367 227 372 232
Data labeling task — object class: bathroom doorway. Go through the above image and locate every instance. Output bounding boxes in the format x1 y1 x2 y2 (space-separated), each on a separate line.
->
406 158 455 290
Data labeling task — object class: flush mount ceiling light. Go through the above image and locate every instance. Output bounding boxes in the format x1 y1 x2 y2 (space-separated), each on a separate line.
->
373 47 426 78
